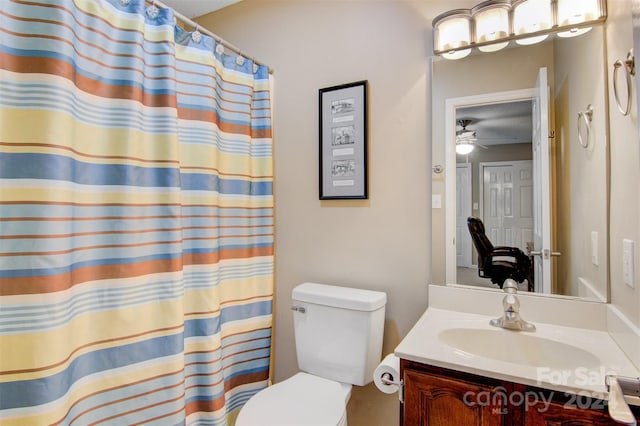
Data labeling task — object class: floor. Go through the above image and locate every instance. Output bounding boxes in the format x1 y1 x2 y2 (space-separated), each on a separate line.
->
347 381 399 426
457 266 497 287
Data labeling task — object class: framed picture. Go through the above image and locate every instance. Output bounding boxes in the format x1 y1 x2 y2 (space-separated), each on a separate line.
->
319 80 368 199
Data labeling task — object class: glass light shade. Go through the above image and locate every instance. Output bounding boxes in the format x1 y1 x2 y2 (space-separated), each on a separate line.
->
557 26 592 38
515 35 548 45
556 0 599 38
478 41 509 52
442 48 472 60
512 0 552 45
456 142 475 155
433 10 472 53
473 2 510 52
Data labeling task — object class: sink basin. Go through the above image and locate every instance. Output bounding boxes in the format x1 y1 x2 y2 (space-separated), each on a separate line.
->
438 328 602 369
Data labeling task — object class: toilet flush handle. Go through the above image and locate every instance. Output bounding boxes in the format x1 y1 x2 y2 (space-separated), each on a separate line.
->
291 305 306 314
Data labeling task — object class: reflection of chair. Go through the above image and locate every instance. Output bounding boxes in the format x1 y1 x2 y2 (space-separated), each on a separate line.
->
467 217 532 290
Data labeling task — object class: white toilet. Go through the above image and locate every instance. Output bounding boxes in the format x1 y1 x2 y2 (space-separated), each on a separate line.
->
236 282 387 426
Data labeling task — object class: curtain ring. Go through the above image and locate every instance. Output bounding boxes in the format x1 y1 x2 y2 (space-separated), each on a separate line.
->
191 25 202 43
146 0 159 19
215 40 225 55
613 49 635 116
577 104 594 148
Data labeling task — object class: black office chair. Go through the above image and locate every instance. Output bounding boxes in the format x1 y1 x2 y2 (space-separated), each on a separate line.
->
467 217 533 291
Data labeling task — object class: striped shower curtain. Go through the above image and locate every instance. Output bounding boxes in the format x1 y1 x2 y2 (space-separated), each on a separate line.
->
0 0 274 424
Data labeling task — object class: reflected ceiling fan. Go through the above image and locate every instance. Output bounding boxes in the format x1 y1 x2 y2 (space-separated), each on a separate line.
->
456 119 488 155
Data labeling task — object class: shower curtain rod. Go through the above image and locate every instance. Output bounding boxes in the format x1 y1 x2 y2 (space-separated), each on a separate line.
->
148 0 273 73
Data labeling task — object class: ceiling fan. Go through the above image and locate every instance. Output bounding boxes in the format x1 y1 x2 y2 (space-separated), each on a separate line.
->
456 119 487 155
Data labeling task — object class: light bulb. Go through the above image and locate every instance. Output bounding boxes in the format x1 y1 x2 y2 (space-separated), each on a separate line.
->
456 143 475 155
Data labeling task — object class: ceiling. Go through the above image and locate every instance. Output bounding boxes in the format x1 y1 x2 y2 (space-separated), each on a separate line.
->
160 0 242 18
456 101 533 146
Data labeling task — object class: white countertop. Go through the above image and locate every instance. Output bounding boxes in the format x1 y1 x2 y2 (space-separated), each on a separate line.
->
394 285 640 404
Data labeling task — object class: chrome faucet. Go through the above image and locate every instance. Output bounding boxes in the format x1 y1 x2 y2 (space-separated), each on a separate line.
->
490 279 536 332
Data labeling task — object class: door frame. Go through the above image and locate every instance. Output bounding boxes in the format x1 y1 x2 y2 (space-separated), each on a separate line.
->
456 162 472 268
445 88 536 285
532 67 552 294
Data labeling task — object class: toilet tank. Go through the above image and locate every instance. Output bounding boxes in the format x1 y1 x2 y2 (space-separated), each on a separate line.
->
292 282 387 386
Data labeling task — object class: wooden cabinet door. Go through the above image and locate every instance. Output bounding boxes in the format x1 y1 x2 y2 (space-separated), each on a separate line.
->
524 396 640 426
403 368 504 426
524 399 616 425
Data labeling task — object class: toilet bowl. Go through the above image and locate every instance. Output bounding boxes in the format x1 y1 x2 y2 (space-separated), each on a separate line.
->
236 283 386 426
236 373 351 426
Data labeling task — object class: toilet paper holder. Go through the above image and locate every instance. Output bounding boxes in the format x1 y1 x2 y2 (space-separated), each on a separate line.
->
381 372 401 386
380 373 404 402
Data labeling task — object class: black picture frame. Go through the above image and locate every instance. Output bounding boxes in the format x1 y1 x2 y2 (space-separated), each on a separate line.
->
319 80 368 200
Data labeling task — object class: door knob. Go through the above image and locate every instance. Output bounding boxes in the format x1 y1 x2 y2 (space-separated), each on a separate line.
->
529 249 561 259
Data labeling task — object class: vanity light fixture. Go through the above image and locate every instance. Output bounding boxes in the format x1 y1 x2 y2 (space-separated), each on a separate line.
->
432 0 607 59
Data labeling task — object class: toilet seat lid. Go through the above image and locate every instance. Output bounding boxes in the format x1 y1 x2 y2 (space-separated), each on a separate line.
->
236 372 351 426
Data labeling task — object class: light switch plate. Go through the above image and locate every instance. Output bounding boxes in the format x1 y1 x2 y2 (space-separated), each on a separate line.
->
623 239 635 288
432 194 442 209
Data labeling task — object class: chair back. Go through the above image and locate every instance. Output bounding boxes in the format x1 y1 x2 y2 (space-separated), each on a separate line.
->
467 217 494 267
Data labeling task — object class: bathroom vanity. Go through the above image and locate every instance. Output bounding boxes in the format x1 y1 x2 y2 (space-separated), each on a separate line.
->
401 360 639 425
395 285 640 425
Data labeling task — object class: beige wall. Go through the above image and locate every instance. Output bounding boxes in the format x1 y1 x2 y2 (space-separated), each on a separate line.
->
552 30 608 299
606 0 640 336
196 1 440 424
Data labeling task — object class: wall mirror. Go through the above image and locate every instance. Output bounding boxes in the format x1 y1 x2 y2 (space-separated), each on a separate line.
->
431 26 609 302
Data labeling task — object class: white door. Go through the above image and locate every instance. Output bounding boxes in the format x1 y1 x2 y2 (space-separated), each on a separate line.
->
532 67 552 294
456 163 472 267
482 161 534 253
